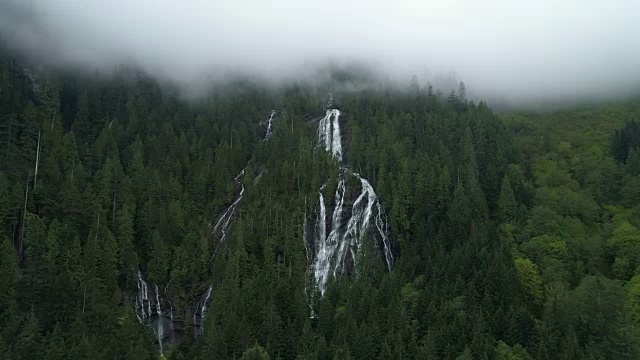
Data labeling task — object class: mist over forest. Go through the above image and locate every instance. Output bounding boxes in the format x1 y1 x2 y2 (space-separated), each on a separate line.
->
2 0 639 105
1 1 640 360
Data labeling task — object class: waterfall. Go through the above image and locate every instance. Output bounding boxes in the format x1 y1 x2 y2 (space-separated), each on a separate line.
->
135 271 170 355
194 285 213 334
317 186 327 255
214 108 275 245
155 284 164 356
136 271 150 320
374 194 395 272
202 109 275 331
331 110 342 160
134 271 217 347
353 176 394 272
318 109 342 161
303 202 310 264
264 110 276 141
314 179 346 294
334 175 373 277
215 109 275 243
213 168 246 243
168 300 174 344
201 285 213 326
307 104 395 296
34 130 41 188
135 271 147 321
129 109 290 347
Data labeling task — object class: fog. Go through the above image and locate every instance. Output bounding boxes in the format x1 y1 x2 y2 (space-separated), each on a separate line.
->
1 0 639 103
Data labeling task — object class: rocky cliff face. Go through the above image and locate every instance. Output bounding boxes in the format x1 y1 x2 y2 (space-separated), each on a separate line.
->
134 272 214 354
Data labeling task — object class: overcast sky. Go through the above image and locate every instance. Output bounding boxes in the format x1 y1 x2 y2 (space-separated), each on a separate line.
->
1 0 639 102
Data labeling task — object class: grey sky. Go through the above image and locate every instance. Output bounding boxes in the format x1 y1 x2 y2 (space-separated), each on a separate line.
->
1 0 639 102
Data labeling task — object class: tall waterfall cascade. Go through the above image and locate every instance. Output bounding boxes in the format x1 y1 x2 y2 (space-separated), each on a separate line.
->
134 272 172 356
212 167 246 244
305 98 395 296
134 272 213 352
193 285 213 335
264 110 276 141
132 111 277 351
318 109 343 161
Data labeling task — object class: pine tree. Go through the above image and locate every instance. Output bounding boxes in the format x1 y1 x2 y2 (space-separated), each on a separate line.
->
497 175 517 223
626 147 640 176
448 90 459 107
0 235 19 353
148 229 168 284
458 82 467 103
16 310 44 360
459 127 479 187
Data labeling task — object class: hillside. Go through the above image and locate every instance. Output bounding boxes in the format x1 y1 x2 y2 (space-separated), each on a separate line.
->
1 49 639 359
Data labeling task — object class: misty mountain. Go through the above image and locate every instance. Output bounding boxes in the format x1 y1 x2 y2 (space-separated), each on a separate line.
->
1 38 640 360
2 0 640 102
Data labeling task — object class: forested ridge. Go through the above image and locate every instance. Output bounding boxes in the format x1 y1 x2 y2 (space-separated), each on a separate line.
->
1 47 640 360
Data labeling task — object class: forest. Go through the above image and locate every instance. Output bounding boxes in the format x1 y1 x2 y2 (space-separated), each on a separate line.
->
1 46 640 360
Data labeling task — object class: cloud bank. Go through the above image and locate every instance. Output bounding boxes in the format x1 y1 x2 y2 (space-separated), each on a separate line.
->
1 0 639 102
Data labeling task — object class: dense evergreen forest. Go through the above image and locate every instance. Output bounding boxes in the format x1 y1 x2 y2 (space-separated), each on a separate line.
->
1 47 640 360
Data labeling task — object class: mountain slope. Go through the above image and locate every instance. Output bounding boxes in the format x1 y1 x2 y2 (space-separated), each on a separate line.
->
1 49 639 359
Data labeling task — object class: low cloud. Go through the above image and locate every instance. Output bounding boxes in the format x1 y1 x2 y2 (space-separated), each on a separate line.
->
1 0 639 103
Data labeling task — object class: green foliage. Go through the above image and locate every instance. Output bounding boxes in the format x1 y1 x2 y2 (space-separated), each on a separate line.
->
613 120 640 162
241 344 271 360
628 274 640 322
607 221 640 279
514 258 543 303
498 174 517 223
505 103 640 358
495 340 530 360
571 276 639 359
1 45 639 359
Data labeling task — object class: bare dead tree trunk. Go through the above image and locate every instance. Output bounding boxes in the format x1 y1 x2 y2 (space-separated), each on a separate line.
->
34 130 41 188
51 109 57 130
82 284 87 315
